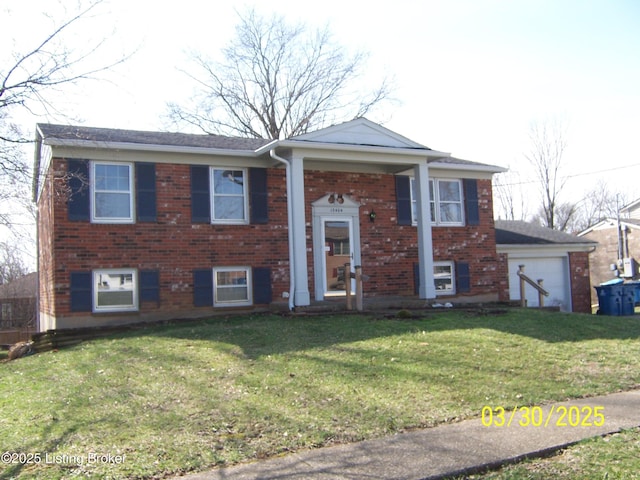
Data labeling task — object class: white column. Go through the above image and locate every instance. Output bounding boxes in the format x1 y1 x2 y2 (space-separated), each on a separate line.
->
414 161 436 299
290 156 311 306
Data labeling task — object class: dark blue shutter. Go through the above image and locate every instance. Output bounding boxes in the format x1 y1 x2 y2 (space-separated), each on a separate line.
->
457 262 471 293
249 168 268 224
395 176 412 225
252 267 272 304
136 163 157 222
140 270 160 304
70 272 92 312
463 179 480 226
67 159 90 221
413 263 420 295
193 269 213 307
191 165 210 223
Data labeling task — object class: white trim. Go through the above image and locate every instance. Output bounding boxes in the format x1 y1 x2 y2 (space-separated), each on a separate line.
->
90 161 135 224
410 177 464 227
93 269 138 313
213 267 252 307
209 167 249 225
434 261 455 295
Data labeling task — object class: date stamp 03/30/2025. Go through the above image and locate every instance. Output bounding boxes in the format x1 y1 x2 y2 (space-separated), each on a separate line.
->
481 405 605 428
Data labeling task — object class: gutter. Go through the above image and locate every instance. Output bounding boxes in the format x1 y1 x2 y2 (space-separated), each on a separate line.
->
269 148 295 311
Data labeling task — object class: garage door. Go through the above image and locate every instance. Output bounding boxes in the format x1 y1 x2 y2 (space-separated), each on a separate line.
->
507 256 571 311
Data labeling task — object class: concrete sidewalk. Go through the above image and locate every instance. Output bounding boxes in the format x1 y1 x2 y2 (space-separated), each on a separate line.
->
175 390 640 480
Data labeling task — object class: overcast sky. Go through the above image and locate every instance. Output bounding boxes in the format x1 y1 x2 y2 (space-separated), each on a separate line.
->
4 0 640 212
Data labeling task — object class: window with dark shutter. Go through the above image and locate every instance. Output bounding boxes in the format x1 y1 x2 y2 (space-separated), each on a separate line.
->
136 163 157 222
191 165 211 223
193 269 213 307
463 179 480 226
70 272 92 312
395 176 412 225
249 168 268 224
252 267 272 304
456 262 471 293
67 159 90 221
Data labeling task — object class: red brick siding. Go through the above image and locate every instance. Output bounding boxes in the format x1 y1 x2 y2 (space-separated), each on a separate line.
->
568 251 593 313
303 172 501 299
40 159 502 324
45 160 289 319
496 253 511 302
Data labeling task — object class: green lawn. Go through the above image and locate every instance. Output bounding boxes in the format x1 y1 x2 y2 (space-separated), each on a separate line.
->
462 427 640 480
1 309 639 479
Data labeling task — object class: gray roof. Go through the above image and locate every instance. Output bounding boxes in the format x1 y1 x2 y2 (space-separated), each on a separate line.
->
37 124 272 151
495 220 597 245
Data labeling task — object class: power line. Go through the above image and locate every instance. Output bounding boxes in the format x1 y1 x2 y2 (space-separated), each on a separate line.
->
494 162 640 188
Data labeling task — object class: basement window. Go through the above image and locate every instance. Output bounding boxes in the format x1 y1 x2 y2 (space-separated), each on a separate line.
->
434 262 455 295
93 269 138 312
213 267 252 306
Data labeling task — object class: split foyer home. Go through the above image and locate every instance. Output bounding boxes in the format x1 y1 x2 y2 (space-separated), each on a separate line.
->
33 118 510 330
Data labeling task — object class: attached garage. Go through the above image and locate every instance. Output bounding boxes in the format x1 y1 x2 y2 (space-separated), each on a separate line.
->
506 254 571 310
496 221 597 313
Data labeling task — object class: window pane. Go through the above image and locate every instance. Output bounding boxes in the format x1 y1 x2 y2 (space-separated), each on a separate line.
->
215 269 249 303
214 196 244 220
434 264 453 292
95 272 135 308
95 192 131 218
217 286 248 302
95 164 130 191
213 170 244 195
440 203 462 223
216 270 247 286
438 181 461 202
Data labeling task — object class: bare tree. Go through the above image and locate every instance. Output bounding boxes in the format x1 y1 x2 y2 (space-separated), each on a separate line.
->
1 0 129 235
572 180 628 232
0 242 30 284
167 8 394 139
524 118 573 230
493 166 530 221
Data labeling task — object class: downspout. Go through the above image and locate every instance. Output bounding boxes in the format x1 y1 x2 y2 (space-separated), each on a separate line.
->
269 149 295 311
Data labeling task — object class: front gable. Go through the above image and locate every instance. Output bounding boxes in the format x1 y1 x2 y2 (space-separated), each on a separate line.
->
290 118 429 149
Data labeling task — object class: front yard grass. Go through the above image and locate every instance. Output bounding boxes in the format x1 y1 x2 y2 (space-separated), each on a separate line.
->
1 309 639 479
463 427 640 479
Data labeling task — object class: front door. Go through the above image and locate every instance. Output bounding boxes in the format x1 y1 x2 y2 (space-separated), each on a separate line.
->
322 218 355 296
312 194 361 301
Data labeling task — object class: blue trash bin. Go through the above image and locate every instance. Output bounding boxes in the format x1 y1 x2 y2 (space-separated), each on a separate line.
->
595 285 618 315
595 281 636 316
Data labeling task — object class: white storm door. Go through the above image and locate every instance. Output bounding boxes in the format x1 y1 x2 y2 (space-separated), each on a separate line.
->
322 218 355 296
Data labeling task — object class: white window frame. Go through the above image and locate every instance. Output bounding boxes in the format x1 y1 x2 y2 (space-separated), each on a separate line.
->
91 161 135 224
434 261 455 295
93 269 138 313
213 267 252 307
210 168 249 224
410 178 464 226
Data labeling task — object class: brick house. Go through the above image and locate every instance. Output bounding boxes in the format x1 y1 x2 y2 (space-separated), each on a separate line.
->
578 199 640 305
33 118 507 330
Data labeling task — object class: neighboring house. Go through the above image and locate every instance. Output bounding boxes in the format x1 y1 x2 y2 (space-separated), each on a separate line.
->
0 272 37 345
578 199 640 305
33 118 508 330
495 221 596 313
